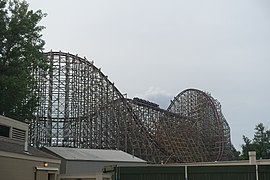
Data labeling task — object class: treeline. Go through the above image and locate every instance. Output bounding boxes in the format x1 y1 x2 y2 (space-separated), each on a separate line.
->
241 123 270 159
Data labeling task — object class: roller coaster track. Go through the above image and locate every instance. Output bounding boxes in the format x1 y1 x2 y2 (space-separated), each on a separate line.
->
30 51 236 163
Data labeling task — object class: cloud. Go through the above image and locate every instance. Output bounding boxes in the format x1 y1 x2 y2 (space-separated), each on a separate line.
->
136 87 174 109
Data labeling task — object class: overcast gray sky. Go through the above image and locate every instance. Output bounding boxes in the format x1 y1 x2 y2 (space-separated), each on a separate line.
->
27 0 270 150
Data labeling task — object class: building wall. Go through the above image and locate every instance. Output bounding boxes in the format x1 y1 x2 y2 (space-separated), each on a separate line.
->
0 155 60 180
58 173 112 180
60 158 67 174
65 161 146 174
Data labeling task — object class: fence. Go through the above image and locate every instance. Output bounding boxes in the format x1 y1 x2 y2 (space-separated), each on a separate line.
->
104 164 270 180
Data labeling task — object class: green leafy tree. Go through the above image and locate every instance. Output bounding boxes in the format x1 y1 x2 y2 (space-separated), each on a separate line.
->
0 0 47 122
241 123 270 159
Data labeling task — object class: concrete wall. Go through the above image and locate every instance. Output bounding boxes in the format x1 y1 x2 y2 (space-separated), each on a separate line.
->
0 155 60 180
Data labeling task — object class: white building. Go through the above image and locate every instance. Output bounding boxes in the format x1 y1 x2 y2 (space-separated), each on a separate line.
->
43 147 147 179
0 115 61 180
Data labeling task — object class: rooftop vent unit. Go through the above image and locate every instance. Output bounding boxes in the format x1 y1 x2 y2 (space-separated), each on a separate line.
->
0 115 29 151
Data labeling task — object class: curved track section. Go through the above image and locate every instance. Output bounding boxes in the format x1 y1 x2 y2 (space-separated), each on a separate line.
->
30 51 164 163
167 88 234 161
30 51 235 163
31 51 129 148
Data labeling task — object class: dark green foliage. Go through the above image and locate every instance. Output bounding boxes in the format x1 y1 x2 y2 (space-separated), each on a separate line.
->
241 123 270 159
0 0 47 122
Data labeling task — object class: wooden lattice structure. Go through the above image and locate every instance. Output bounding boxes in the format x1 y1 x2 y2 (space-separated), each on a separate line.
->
30 51 235 163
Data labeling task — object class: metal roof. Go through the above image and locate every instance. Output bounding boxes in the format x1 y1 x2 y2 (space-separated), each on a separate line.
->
0 137 59 160
44 147 147 163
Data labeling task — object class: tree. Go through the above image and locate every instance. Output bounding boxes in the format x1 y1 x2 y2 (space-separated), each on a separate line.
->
0 0 47 122
241 123 270 159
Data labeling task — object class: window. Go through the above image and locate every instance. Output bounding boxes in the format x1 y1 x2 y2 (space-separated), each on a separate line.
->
48 173 56 180
0 124 10 138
